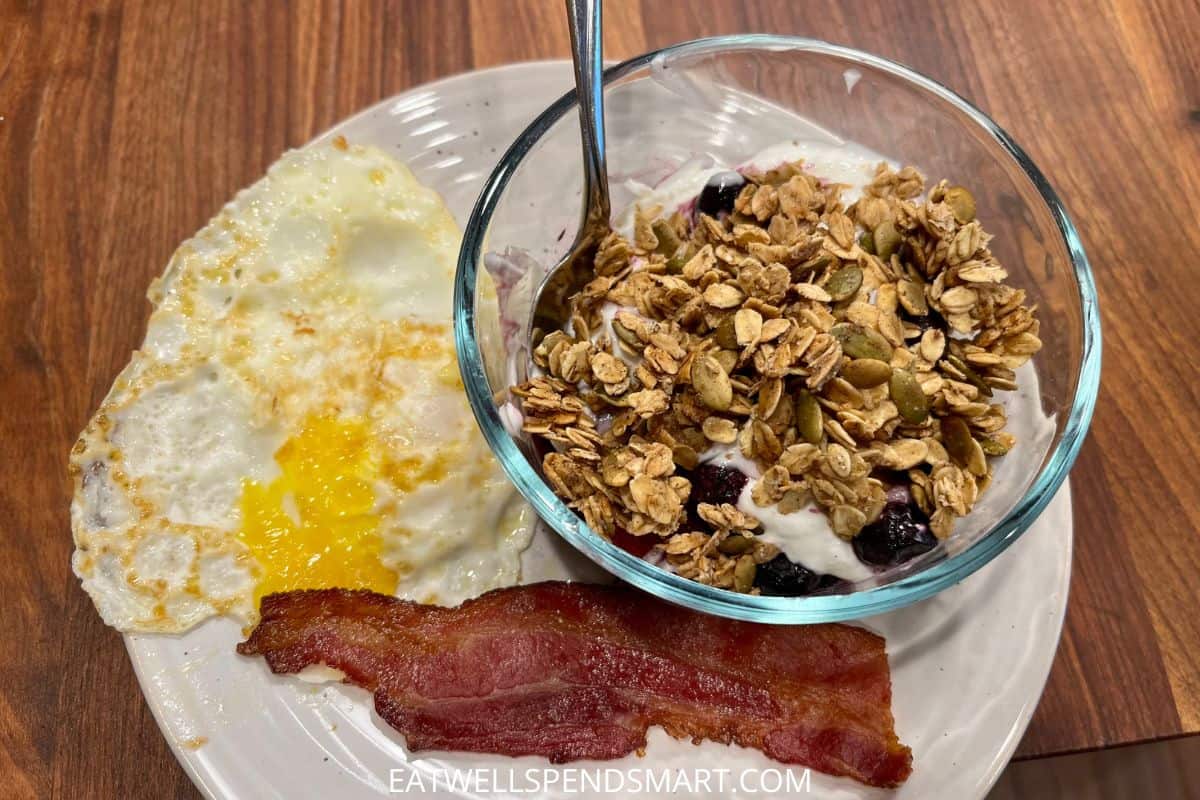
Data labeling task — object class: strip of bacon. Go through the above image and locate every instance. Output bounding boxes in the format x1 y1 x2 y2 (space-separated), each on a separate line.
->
237 581 912 787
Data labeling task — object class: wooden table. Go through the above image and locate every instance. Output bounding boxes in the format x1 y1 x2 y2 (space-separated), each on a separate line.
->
3 1 1198 796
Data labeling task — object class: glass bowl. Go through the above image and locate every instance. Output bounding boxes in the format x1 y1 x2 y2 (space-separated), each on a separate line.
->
454 35 1101 623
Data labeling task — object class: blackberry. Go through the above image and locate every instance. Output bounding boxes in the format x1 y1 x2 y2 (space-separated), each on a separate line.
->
683 463 750 533
689 463 749 507
753 554 823 596
853 501 938 566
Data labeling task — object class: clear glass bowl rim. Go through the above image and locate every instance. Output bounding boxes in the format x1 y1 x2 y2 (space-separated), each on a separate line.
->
454 34 1102 623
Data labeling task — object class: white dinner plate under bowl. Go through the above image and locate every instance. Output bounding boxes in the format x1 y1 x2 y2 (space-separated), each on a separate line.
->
125 62 1073 800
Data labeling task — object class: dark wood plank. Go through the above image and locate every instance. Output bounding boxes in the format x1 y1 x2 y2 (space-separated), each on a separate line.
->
991 737 1200 800
0 5 195 800
1 1 1198 796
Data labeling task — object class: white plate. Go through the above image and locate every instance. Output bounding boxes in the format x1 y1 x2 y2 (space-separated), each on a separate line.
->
125 62 1072 800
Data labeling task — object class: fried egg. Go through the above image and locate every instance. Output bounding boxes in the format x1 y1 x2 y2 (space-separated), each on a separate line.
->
70 139 532 633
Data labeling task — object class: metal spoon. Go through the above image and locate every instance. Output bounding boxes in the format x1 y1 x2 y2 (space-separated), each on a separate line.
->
528 0 611 345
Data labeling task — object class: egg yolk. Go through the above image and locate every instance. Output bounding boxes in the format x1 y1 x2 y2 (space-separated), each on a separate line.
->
239 416 396 603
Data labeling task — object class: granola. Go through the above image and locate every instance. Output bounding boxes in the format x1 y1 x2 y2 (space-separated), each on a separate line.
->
513 159 1041 596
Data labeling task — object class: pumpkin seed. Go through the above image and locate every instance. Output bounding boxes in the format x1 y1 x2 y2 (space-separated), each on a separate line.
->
944 185 976 222
890 368 929 423
733 555 757 593
831 322 894 361
841 358 892 388
941 416 974 466
714 348 738 374
651 219 681 256
718 534 755 555
826 265 863 302
979 436 1011 456
898 278 929 316
966 436 988 477
797 254 832 275
873 220 901 260
859 230 875 254
673 444 700 471
795 389 824 444
714 316 738 349
757 376 783 419
611 318 640 347
678 426 708 453
615 336 643 362
539 329 568 353
593 389 630 408
945 353 993 397
765 391 794 433
692 355 733 411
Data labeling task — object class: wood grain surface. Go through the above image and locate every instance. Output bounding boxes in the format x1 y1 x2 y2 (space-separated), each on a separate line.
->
2 1 1198 797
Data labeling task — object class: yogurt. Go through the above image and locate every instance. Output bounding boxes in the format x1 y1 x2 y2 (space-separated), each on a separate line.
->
612 137 892 239
701 443 873 583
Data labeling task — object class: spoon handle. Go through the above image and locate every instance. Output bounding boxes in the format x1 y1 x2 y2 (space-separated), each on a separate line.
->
565 0 610 229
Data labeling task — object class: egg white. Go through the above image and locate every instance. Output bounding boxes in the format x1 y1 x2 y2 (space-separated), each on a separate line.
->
70 140 531 633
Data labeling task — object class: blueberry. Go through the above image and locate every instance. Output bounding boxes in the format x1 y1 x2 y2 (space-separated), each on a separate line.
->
853 501 938 566
753 554 823 596
696 171 746 218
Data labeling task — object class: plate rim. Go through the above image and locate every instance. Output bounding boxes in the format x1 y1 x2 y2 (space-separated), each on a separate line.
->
972 490 1072 794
